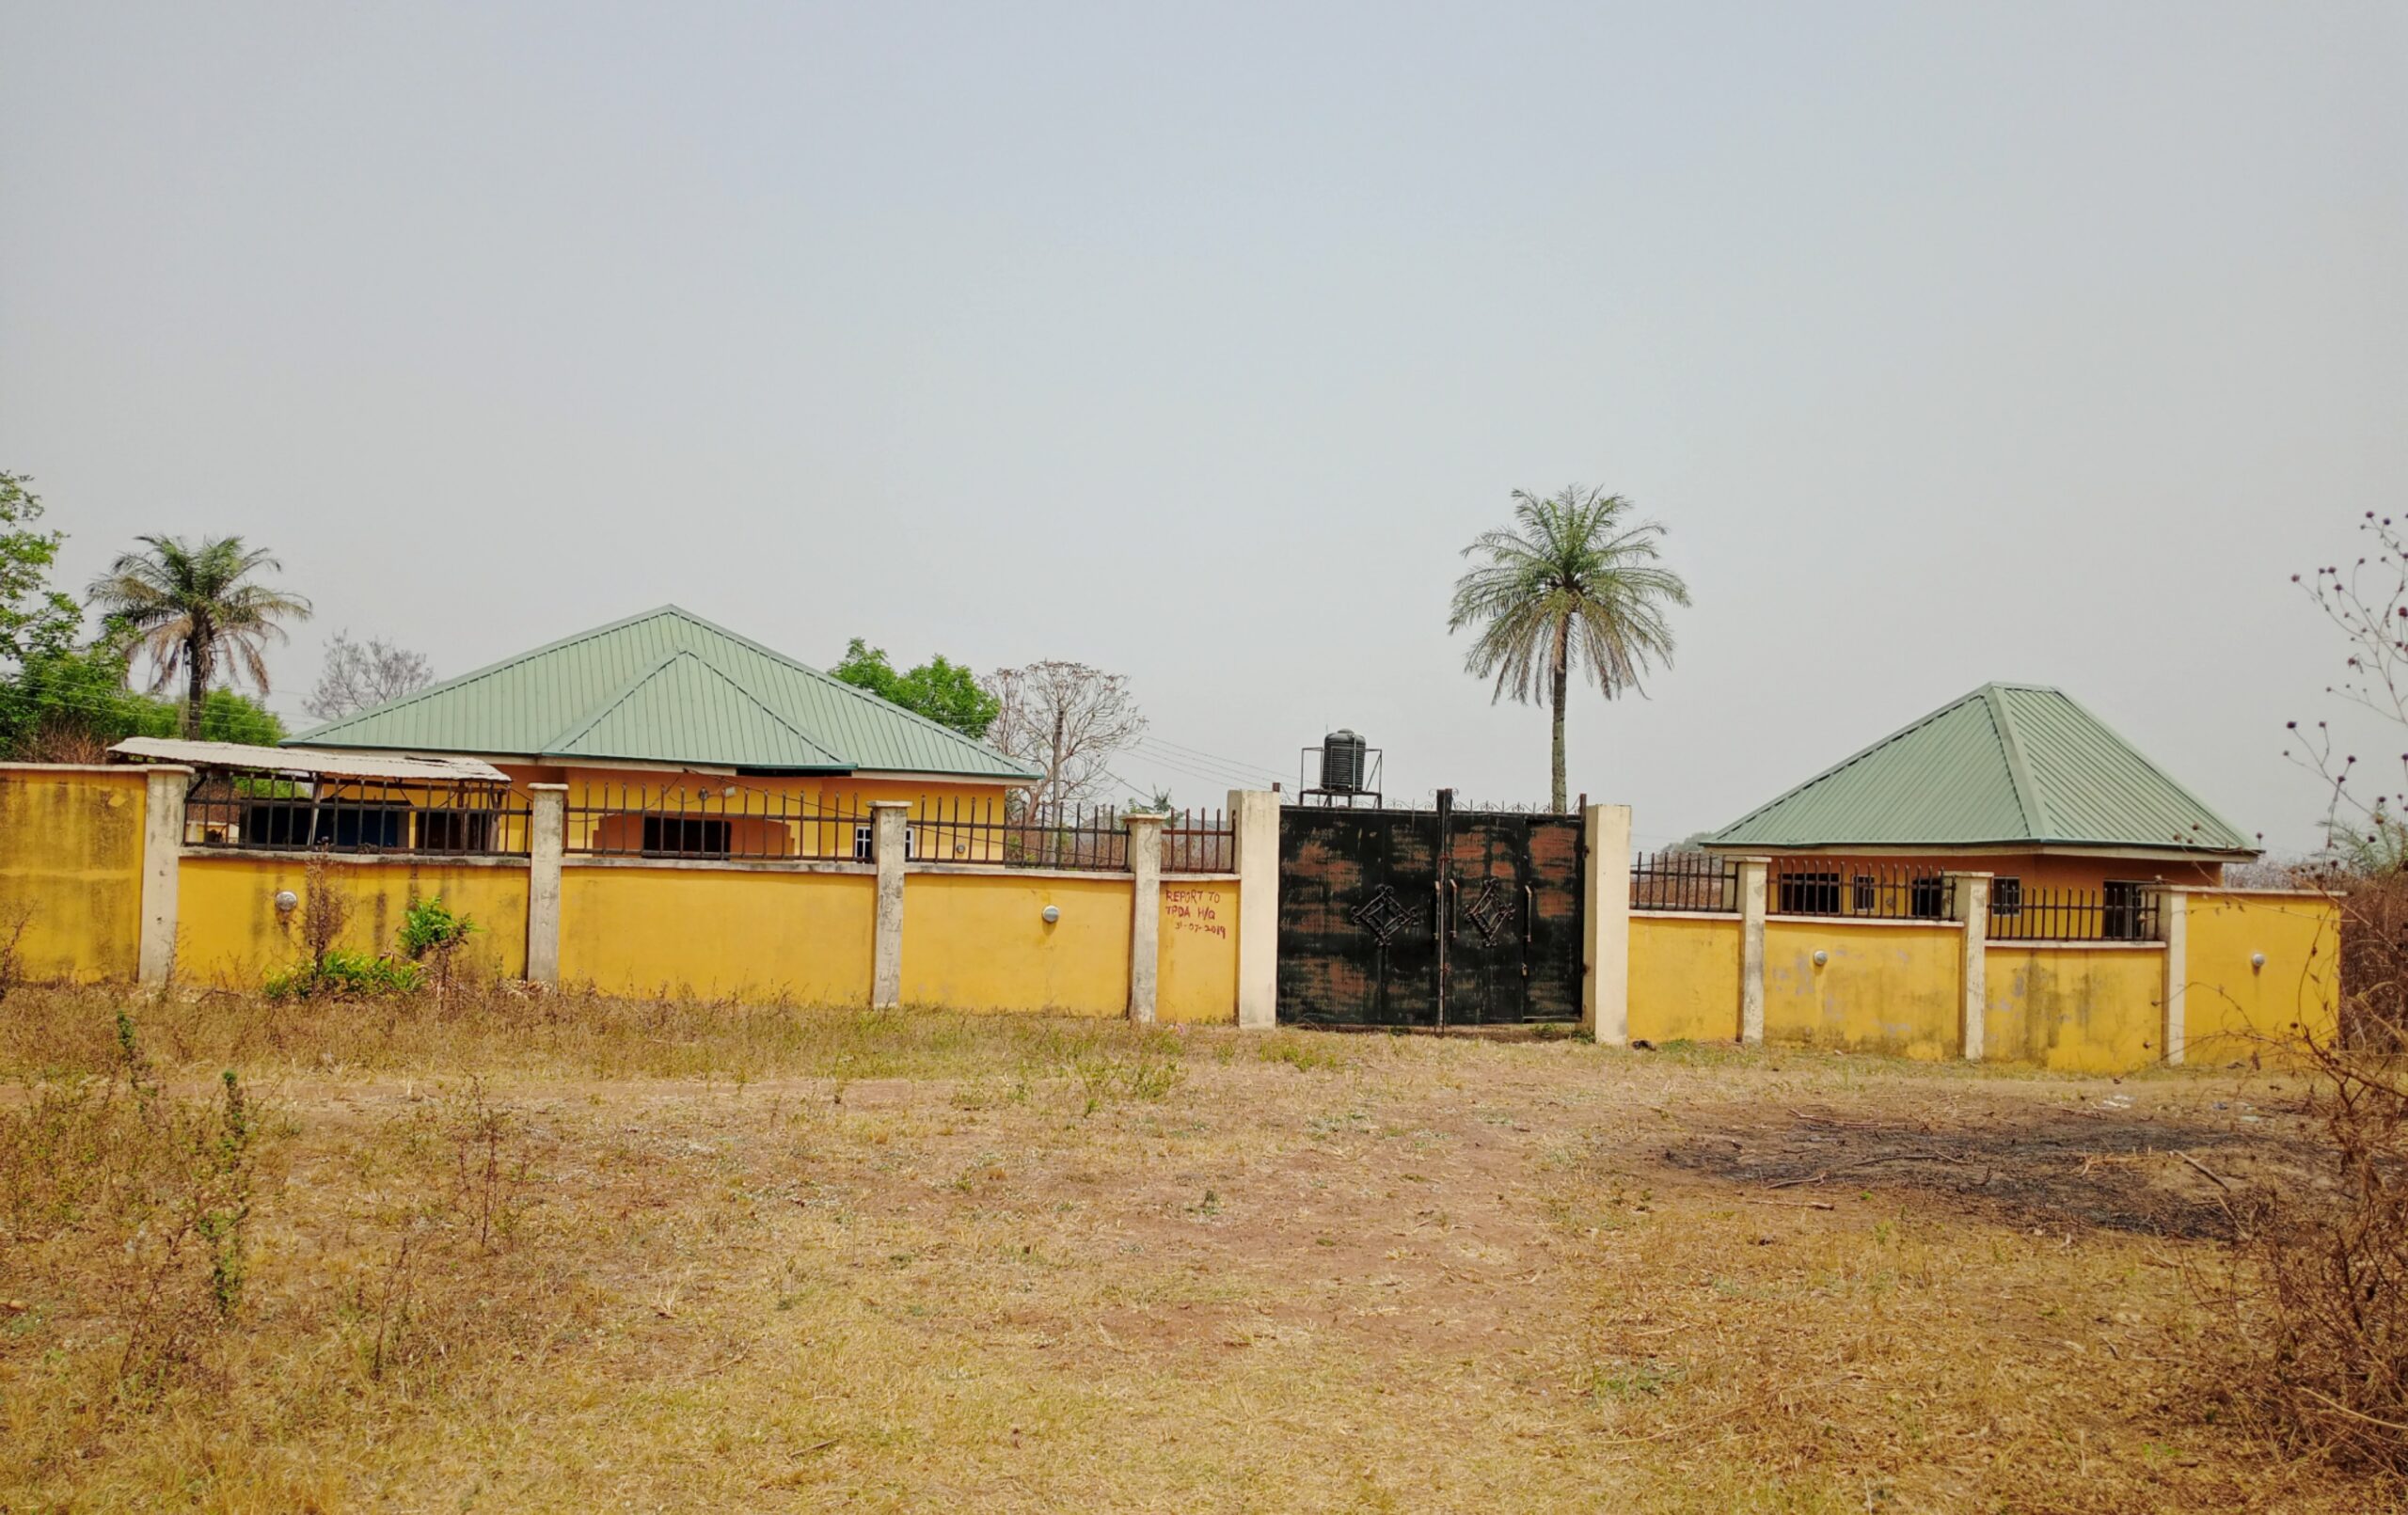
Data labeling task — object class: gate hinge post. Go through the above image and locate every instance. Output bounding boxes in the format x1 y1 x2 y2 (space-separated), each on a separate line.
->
1230 789 1279 1030
1582 803 1632 1046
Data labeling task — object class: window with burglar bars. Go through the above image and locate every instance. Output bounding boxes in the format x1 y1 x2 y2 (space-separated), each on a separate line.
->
181 774 532 857
1630 851 1739 912
1770 860 1953 920
1987 883 2162 942
564 783 865 860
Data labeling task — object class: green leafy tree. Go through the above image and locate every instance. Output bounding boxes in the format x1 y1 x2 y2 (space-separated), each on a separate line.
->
0 472 79 671
87 535 310 736
1448 486 1690 813
832 638 1002 739
0 646 285 760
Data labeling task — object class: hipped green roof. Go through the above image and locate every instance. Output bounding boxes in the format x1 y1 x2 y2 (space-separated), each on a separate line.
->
290 607 1039 781
1706 684 2255 856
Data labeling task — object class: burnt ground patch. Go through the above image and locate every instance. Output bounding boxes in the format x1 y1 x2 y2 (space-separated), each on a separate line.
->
1648 1099 2328 1239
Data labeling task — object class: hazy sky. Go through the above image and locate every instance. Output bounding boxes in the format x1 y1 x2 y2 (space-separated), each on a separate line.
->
3 3 2401 849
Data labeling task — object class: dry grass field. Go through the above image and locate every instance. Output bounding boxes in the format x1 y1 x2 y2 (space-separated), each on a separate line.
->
0 984 2393 1513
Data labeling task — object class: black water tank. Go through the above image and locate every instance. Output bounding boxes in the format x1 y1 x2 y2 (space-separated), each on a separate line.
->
1320 730 1368 792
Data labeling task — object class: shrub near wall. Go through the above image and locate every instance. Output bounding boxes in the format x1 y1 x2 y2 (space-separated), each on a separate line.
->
176 855 530 987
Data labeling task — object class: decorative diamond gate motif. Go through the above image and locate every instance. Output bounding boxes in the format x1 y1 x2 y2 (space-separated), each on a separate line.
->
1348 884 1419 945
1460 878 1512 944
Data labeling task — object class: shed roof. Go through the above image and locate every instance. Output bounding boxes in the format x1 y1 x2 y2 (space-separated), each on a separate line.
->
111 738 511 784
1704 684 2256 857
288 607 1039 781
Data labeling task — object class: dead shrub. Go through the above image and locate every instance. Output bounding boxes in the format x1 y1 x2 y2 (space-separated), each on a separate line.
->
0 1011 262 1397
350 1074 543 1383
2205 872 2408 1477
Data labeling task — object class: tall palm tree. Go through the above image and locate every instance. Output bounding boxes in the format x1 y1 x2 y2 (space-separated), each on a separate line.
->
1448 486 1689 813
87 535 311 737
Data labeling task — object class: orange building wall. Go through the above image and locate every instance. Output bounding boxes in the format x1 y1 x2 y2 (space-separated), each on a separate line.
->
1727 851 2225 903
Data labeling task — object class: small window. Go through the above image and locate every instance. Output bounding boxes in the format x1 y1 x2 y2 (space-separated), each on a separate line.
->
1991 877 2022 918
417 811 496 853
852 823 916 862
1778 871 1841 914
2103 880 2151 941
1909 876 1947 920
1850 875 1877 913
643 815 730 858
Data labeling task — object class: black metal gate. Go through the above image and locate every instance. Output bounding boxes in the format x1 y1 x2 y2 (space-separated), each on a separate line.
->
1276 791 1585 1027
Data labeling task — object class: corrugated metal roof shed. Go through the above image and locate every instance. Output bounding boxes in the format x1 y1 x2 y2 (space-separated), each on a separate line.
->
1705 684 2256 856
288 607 1040 781
111 739 511 783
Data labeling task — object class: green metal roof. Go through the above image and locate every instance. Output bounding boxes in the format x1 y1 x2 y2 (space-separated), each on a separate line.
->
289 606 1040 781
1705 684 2256 856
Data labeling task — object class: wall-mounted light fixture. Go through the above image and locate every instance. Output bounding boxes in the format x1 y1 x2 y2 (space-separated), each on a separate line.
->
2251 952 2267 971
1812 949 1829 968
1041 906 1061 925
274 890 299 916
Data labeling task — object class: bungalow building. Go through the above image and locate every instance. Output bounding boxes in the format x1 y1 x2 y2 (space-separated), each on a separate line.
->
281 606 1040 860
1702 684 2257 936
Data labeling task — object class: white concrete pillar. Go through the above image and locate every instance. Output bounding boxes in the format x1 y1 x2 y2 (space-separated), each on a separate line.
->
1125 812 1164 1024
135 765 192 986
1228 789 1279 1030
525 784 566 986
1737 857 1770 1047
2157 888 2188 1067
1582 804 1632 1046
1947 872 1992 1062
871 800 911 1009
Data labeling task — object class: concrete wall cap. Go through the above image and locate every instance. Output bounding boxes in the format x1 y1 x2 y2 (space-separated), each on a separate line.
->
0 762 193 776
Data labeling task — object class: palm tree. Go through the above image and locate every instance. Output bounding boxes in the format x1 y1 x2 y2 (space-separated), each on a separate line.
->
87 535 311 737
1448 487 1689 813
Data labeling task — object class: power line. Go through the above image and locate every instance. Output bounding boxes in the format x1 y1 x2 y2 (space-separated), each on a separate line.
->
1128 747 1277 792
1132 738 1284 785
1137 734 1287 779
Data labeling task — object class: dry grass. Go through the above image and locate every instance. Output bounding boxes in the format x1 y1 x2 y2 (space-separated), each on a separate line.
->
0 986 2398 1512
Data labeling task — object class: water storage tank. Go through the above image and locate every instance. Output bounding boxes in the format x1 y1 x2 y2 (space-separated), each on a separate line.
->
1320 730 1368 793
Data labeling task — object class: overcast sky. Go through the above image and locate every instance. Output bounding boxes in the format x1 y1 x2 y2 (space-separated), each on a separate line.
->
3 3 2401 848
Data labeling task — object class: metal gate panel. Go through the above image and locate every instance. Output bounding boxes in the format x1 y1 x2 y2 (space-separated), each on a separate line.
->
1277 795 1583 1028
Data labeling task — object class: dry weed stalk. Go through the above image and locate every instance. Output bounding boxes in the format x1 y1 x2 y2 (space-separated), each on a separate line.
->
0 903 31 1005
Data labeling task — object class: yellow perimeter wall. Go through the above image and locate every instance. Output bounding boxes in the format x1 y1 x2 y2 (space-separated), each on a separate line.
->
1763 919 1964 1061
0 765 145 983
1984 945 2165 1075
178 854 530 986
1161 880 1239 1024
1631 913 1743 1043
901 872 1131 1015
561 864 874 1003
2185 891 2340 1059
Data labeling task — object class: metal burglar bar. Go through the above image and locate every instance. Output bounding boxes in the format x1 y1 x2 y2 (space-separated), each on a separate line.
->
182 774 533 857
1988 885 2161 942
1629 850 1739 912
1159 807 1235 874
1768 858 1955 920
562 783 866 861
913 796 1131 872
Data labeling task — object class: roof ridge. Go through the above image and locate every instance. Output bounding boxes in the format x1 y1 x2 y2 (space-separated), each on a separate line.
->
1981 685 2051 836
1708 686 1993 840
654 605 1022 766
540 648 844 766
288 605 694 744
2039 686 2255 850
